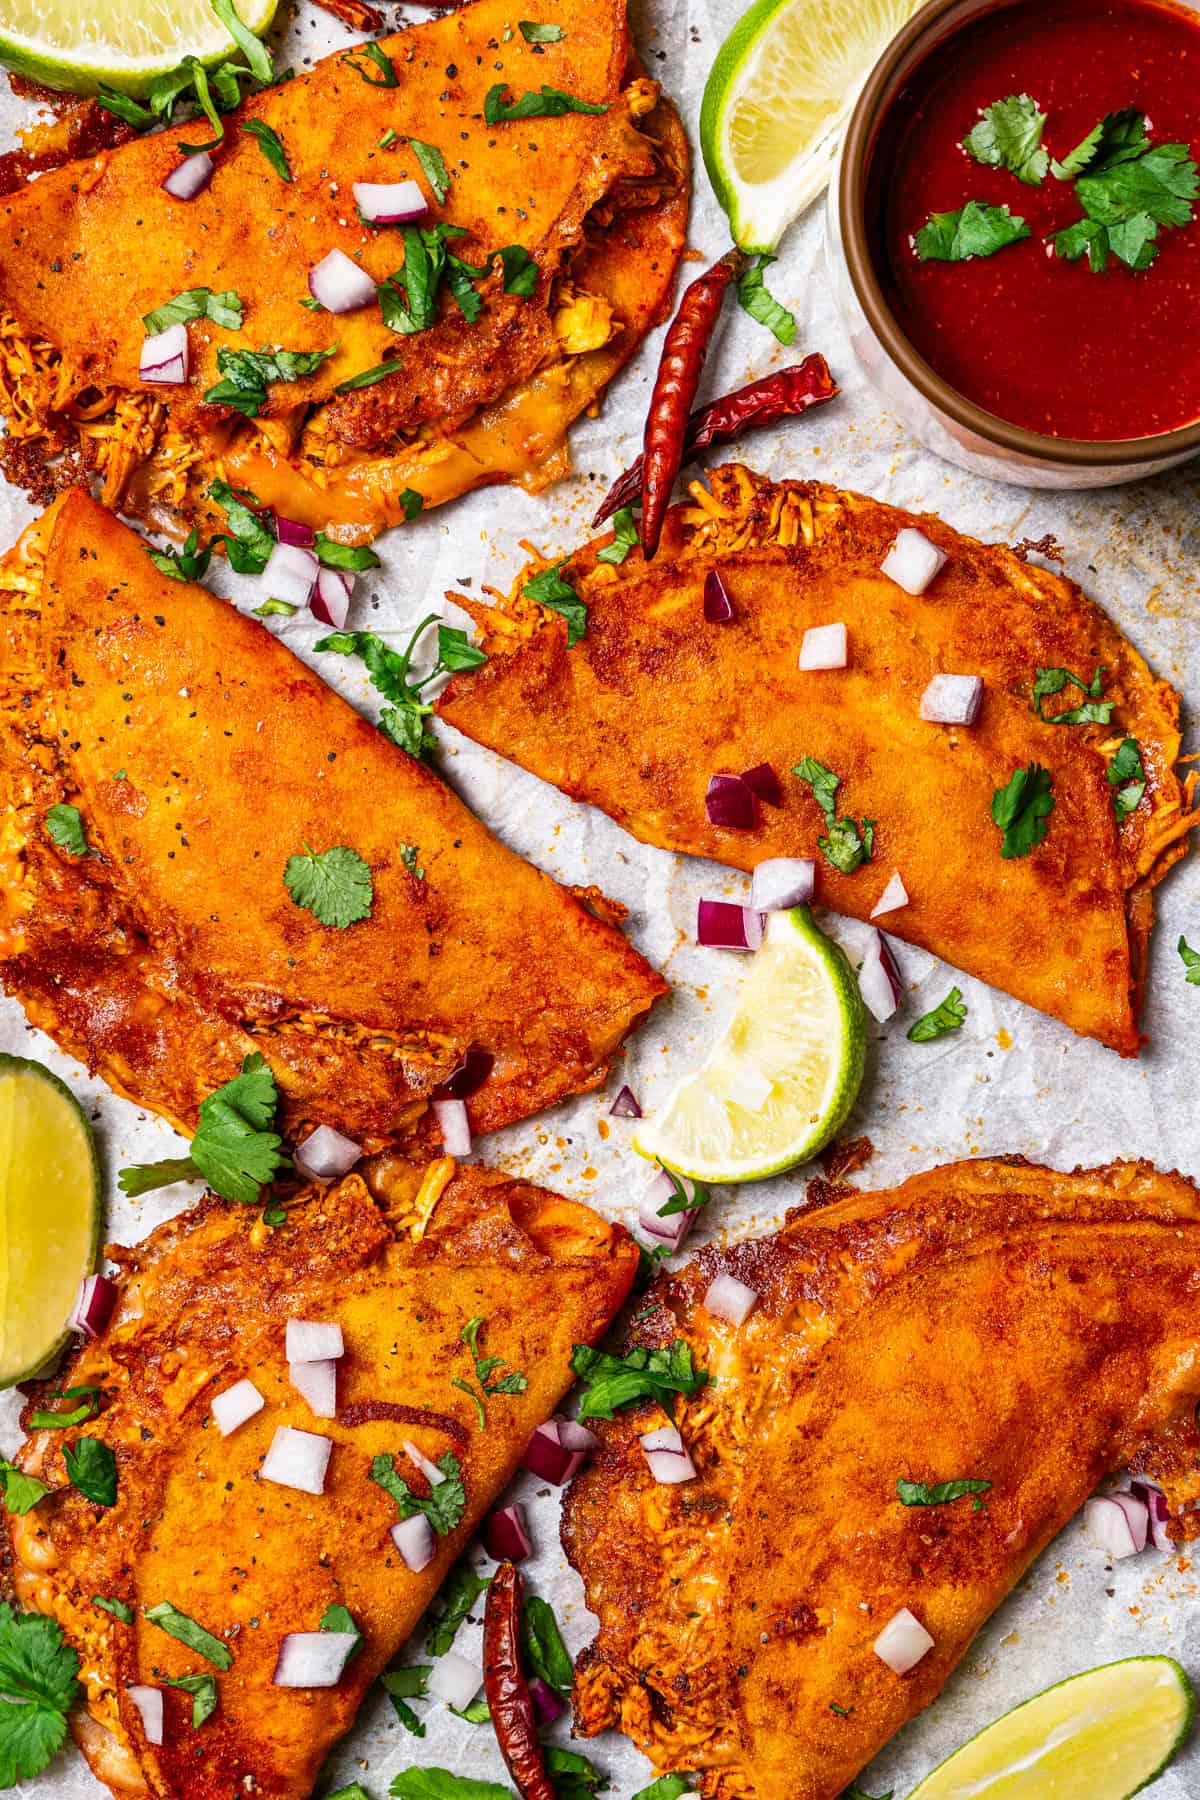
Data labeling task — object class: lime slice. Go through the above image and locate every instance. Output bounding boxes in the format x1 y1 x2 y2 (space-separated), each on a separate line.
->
0 1055 101 1386
0 0 277 98
699 0 928 253
632 906 865 1183
907 1657 1195 1800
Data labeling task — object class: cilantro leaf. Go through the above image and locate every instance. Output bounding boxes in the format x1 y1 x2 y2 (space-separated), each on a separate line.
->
1052 108 1149 180
1031 664 1113 725
164 1672 218 1728
596 506 640 565
544 1745 606 1799
524 559 587 644
148 525 214 584
333 359 402 392
91 1596 134 1623
63 1438 117 1507
400 843 424 880
241 119 291 181
632 1782 694 1800
28 1385 102 1430
897 1476 991 1506
321 1603 363 1661
1078 139 1198 229
204 345 336 417
346 40 399 85
1178 936 1200 986
329 1787 376 1800
371 1451 465 1534
381 1663 430 1734
409 138 449 203
284 843 374 929
1108 737 1146 820
142 286 244 334
1049 112 1197 271
0 1460 49 1516
209 0 272 82
522 1594 573 1694
991 762 1054 858
208 478 276 573
314 535 381 572
1051 216 1118 274
654 1166 709 1218
571 1338 708 1422
496 244 539 296
425 1562 490 1657
483 83 608 123
962 94 1047 185
843 1789 893 1800
736 254 796 345
117 1156 201 1197
389 1774 511 1799
316 617 483 760
792 758 873 874
399 487 425 520
915 201 1030 262
120 1052 284 1205
144 1600 233 1669
906 987 968 1043
46 804 88 856
253 599 299 618
792 755 840 818
437 625 486 672
519 19 564 39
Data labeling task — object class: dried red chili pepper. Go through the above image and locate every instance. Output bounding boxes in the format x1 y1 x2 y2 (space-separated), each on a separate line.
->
638 247 748 560
595 354 839 529
483 1561 556 1800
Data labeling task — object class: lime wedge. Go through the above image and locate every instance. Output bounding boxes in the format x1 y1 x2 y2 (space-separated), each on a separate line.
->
632 906 865 1183
907 1657 1195 1800
0 0 277 98
0 1055 101 1386
699 0 928 252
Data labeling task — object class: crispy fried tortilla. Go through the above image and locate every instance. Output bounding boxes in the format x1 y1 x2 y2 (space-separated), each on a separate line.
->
0 0 687 539
563 1156 1200 1800
0 491 663 1147
439 464 1198 1053
8 1161 638 1799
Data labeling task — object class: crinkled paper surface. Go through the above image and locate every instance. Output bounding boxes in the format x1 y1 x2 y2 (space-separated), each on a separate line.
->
2 0 1199 1791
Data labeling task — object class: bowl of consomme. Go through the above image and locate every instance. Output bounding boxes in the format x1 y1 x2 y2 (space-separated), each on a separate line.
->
826 0 1200 486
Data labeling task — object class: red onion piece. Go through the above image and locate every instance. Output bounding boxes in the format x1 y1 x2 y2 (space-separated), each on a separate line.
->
703 570 734 622
740 761 781 807
870 870 909 919
920 673 983 726
609 1084 642 1118
211 1378 264 1437
273 1631 358 1688
529 1676 567 1724
484 1503 532 1562
289 1357 337 1419
858 929 902 1024
286 1320 345 1363
261 1425 332 1495
311 565 354 630
1084 1493 1146 1560
638 1169 697 1252
639 1424 697 1485
294 1125 362 1183
432 1096 471 1157
555 1417 599 1454
750 857 815 912
433 1048 494 1099
260 541 318 607
697 899 764 952
139 322 189 385
1109 1491 1150 1553
162 152 213 200
71 1272 118 1340
391 1512 436 1572
274 515 315 547
522 1420 585 1486
706 773 756 829
427 1650 481 1709
873 1607 935 1673
881 528 947 595
798 621 848 671
704 1273 758 1325
354 178 429 224
402 1439 447 1487
127 1684 164 1745
1130 1481 1172 1551
308 247 378 314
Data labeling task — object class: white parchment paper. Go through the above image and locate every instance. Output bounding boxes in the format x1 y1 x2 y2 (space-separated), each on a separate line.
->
2 0 1199 1790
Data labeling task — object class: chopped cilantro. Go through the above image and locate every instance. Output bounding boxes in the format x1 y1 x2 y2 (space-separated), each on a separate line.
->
164 1672 218 1728
844 1788 893 1800
208 478 276 573
897 1476 991 1506
455 1316 527 1424
321 1603 363 1662
829 1702 852 1717
1050 110 1198 270
399 488 425 520
241 119 291 181
142 286 243 334
379 127 399 149
400 843 425 880
203 344 336 418
63 1438 117 1508
315 617 485 761
524 558 588 644
144 1600 232 1669
632 1782 694 1800
209 0 272 81
0 1602 80 1784
148 524 214 584
45 804 89 857
963 94 1048 185
991 762 1054 858
262 1204 287 1227
314 535 381 572
346 40 399 86
915 201 1031 262
1052 107 1149 181
119 1052 286 1206
389 1775 510 1798
1108 737 1146 819
654 1165 709 1217
906 987 967 1042
1031 663 1113 725
792 757 874 874
1179 936 1200 985
736 253 796 345
371 1450 465 1535
284 843 374 929
333 358 401 392
381 1662 430 1734
496 243 539 295
483 82 608 123
543 1745 605 1797
91 1595 134 1623
425 1561 490 1657
522 1594 573 1694
253 599 298 618
519 19 565 39
329 1786 376 1800
28 1386 101 1430
596 505 640 565
409 137 450 203
570 1338 708 1422
0 1459 49 1516
379 222 471 333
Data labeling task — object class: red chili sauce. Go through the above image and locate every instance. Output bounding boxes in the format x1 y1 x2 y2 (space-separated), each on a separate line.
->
867 0 1200 439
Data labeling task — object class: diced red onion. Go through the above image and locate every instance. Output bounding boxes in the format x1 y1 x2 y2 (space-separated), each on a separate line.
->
294 1125 362 1183
139 322 188 385
696 899 764 952
703 570 734 622
529 1676 567 1724
484 1503 532 1562
308 247 378 314
1084 1493 1147 1559
286 1320 345 1363
522 1420 585 1486
638 1169 697 1252
274 515 314 547
427 1650 480 1709
273 1630 358 1688
740 761 781 807
71 1272 118 1340
609 1084 642 1118
873 1607 935 1673
162 152 213 200
432 1096 471 1157
750 857 815 912
402 1439 446 1486
353 178 428 224
433 1048 494 1099
127 1685 164 1745
704 1273 758 1325
870 870 909 919
261 1424 332 1495
798 621 848 671
260 541 318 607
920 673 983 726
640 1424 697 1485
555 1417 599 1453
391 1512 436 1572
311 565 354 630
881 528 947 595
289 1358 337 1419
212 1378 265 1438
706 773 756 829
858 929 902 1024
1130 1481 1172 1551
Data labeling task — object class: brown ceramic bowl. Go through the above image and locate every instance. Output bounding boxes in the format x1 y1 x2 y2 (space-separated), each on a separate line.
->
823 0 1200 488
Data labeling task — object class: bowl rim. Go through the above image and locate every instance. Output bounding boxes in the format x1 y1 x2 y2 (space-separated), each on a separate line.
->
837 0 1200 466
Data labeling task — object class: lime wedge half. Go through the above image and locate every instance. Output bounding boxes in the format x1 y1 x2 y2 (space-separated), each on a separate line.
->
632 906 865 1183
907 1656 1195 1800
0 0 277 98
0 1055 101 1386
699 0 928 252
